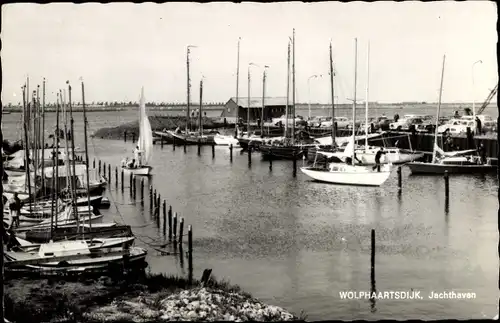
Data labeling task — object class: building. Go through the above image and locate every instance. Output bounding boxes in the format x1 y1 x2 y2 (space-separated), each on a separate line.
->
220 97 289 123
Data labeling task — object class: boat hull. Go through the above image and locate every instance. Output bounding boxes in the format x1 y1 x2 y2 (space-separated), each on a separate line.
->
24 224 133 244
213 135 240 146
300 164 392 186
259 145 309 160
122 166 152 176
406 162 497 174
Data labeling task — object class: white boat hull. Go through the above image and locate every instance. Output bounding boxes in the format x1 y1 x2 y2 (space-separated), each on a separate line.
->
122 166 152 176
213 135 240 146
300 163 392 186
355 149 424 165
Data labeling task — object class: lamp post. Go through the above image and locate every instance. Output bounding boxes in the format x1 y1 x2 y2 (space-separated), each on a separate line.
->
308 74 323 120
472 60 482 133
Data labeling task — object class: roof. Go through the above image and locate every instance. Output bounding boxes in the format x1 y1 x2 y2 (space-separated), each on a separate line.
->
228 97 289 108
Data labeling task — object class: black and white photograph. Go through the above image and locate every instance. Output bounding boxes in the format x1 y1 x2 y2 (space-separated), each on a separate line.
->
0 1 498 322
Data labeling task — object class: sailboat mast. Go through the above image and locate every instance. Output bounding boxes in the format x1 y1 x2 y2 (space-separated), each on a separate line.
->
199 79 203 136
261 69 266 138
351 38 358 165
432 55 446 163
285 41 291 138
291 28 296 145
186 47 191 134
247 67 251 133
41 78 46 196
32 91 38 205
329 42 336 147
61 90 76 231
82 81 92 232
22 85 33 214
365 42 370 150
55 93 60 229
235 38 241 137
67 82 79 232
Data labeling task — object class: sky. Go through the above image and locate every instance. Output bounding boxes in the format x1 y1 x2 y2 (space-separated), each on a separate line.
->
1 2 498 105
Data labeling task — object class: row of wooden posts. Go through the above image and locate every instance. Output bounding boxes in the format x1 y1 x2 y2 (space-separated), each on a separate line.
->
92 157 194 284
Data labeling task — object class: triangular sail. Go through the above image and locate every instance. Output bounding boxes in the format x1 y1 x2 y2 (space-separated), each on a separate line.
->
137 87 153 165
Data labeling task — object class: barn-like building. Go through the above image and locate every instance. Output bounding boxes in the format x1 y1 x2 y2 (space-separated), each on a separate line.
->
220 97 289 123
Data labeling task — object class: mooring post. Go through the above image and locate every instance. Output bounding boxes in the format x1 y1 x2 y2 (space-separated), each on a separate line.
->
132 133 136 143
134 176 138 200
149 185 153 212
183 141 186 153
115 167 118 188
103 162 107 179
229 144 233 163
173 212 178 243
269 150 273 171
179 217 185 248
248 147 252 167
98 160 102 175
156 194 161 219
173 137 176 151
371 229 375 284
161 136 164 148
93 158 96 168
212 143 215 159
121 169 124 192
444 170 449 202
168 205 173 240
140 178 144 204
124 131 127 142
153 189 157 214
292 155 297 177
162 200 167 236
397 166 402 190
129 173 133 196
197 139 201 156
108 164 111 183
188 225 193 285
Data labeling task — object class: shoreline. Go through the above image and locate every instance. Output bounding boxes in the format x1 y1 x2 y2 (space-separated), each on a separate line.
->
5 272 303 323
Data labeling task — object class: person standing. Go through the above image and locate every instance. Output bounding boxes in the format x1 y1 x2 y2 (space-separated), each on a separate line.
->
475 117 482 135
372 147 387 172
8 192 23 228
477 142 487 164
133 146 143 167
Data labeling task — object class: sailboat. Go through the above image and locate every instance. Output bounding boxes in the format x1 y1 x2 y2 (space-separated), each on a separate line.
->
300 39 393 187
122 87 153 176
406 55 496 175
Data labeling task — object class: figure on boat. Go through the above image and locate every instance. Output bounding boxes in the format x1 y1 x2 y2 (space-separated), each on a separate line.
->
133 146 144 167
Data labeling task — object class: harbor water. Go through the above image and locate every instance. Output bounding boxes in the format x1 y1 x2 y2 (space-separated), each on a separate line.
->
2 111 498 320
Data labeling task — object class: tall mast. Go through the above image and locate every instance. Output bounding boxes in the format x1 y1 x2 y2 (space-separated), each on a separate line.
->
261 69 267 138
55 93 60 230
67 82 79 231
247 66 251 133
351 38 358 165
22 85 33 214
33 88 39 204
329 42 336 147
41 78 46 196
235 38 241 138
199 79 203 136
432 55 446 163
291 28 296 144
61 90 76 230
82 81 92 232
365 42 370 150
186 47 191 134
285 41 291 138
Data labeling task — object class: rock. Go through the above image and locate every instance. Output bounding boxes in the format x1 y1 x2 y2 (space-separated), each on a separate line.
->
186 310 197 319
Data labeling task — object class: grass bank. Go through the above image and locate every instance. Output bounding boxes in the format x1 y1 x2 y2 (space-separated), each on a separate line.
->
92 116 230 140
5 272 304 322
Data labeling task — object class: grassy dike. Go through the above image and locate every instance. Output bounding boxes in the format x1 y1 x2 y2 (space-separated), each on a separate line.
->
5 271 304 322
92 116 228 140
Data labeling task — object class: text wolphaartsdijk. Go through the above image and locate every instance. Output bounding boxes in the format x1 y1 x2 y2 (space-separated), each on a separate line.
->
339 291 477 300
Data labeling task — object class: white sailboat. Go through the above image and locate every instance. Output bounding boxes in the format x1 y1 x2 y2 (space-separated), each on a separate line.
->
122 87 153 176
300 39 393 187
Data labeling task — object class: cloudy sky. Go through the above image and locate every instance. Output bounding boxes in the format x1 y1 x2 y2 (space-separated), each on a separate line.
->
1 2 497 105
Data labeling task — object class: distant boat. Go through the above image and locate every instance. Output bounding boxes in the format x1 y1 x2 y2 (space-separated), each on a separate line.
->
122 88 153 176
213 133 240 146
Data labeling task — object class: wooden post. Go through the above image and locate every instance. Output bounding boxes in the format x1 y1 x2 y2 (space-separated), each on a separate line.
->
140 178 144 204
444 170 449 203
153 189 157 212
93 158 95 168
98 160 101 175
129 173 133 196
269 149 273 171
188 225 193 285
212 143 215 159
115 167 118 188
197 139 201 155
168 205 173 240
371 229 375 284
108 164 111 183
156 194 161 218
397 166 402 190
133 175 137 200
149 185 153 212
173 137 176 151
161 136 164 148
248 147 252 167
121 169 124 192
173 212 178 242
162 200 167 236
229 144 233 163
183 141 186 153
132 133 136 143
103 162 106 179
292 155 297 177
179 217 184 248
124 131 127 142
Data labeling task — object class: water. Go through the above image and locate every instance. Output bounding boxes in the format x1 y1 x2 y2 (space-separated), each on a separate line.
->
2 112 498 320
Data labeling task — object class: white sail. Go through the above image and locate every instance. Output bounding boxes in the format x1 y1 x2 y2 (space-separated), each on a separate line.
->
137 87 153 165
